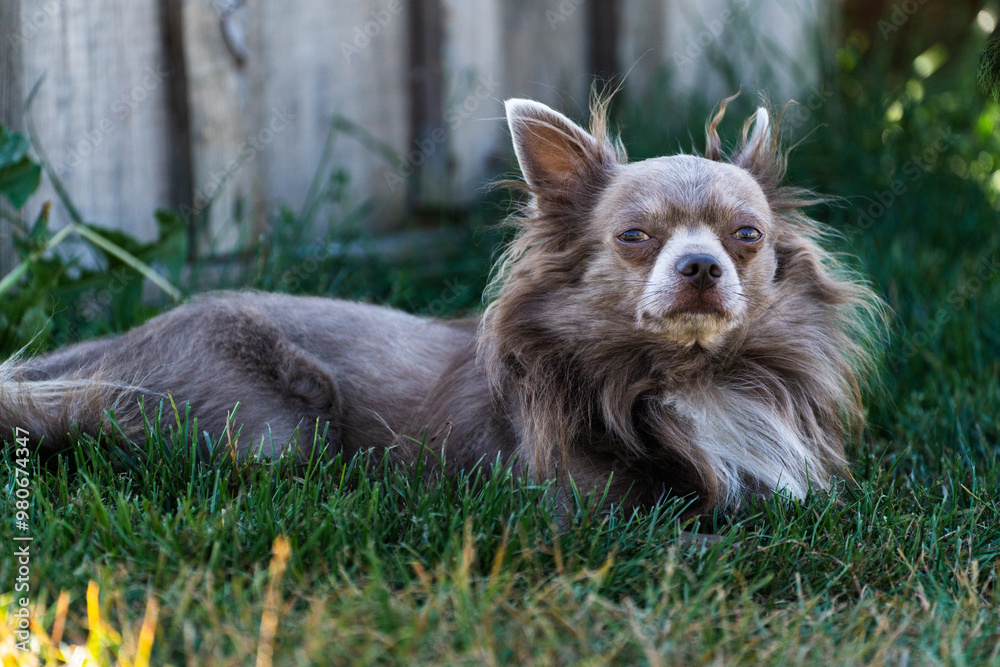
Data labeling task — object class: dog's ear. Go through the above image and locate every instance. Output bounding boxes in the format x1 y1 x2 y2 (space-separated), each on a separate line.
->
733 107 780 187
505 99 612 195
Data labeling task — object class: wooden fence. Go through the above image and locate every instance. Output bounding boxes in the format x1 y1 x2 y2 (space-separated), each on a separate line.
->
0 0 825 271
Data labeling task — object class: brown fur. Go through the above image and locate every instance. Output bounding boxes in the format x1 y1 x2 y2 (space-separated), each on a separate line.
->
0 96 884 517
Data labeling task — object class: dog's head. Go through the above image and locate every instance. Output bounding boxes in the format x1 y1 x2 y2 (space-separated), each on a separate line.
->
485 96 885 506
483 95 886 507
502 97 788 349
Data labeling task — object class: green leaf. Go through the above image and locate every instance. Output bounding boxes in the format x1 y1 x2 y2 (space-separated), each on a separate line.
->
0 157 41 209
0 125 42 209
28 201 50 240
74 223 182 301
152 209 188 274
0 127 30 165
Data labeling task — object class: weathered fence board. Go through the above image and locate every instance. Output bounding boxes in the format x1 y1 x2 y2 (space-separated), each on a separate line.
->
0 0 826 266
7 0 177 244
501 0 590 114
179 0 251 251
619 0 667 96
662 0 826 104
440 0 504 203
440 0 591 205
0 0 25 274
250 0 411 231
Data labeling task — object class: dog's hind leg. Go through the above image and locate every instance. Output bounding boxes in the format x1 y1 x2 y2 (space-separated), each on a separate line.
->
221 334 344 462
1 300 345 463
135 303 346 462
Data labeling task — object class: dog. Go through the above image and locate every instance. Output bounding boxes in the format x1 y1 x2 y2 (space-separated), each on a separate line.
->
0 95 883 517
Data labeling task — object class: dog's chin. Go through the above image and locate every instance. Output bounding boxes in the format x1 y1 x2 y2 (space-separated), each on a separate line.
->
640 305 736 348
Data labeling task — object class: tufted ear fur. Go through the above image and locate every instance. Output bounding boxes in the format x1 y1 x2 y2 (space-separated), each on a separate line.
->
505 99 619 210
733 107 782 188
742 108 772 158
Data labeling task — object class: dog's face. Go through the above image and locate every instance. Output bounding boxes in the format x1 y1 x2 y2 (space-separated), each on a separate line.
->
590 155 778 346
506 100 780 348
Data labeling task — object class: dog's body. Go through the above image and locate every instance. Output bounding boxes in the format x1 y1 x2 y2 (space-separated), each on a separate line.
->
0 97 882 516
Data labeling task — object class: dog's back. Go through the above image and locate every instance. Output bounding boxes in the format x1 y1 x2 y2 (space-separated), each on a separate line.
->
1 292 493 465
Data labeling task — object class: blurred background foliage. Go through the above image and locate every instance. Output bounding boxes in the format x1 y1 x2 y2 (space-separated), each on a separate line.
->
0 0 997 483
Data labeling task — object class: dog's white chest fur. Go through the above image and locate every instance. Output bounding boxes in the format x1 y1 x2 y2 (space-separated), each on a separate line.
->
666 389 826 506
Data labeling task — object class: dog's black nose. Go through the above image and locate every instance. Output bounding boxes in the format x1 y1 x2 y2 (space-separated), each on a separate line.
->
676 253 723 289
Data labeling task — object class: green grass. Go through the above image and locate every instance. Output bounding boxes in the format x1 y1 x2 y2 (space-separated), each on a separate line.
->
1 414 998 664
4 8 1000 666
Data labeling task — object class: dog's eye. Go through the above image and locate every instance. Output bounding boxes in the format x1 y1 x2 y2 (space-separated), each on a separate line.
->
732 227 762 242
617 230 650 243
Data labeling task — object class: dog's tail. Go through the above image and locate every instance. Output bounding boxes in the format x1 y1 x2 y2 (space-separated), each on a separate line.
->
0 354 145 455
